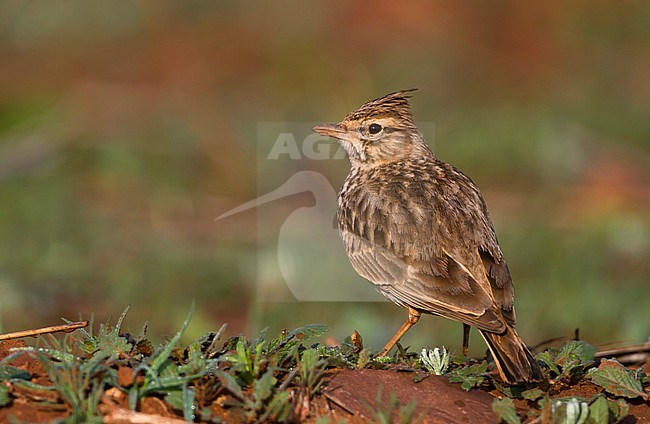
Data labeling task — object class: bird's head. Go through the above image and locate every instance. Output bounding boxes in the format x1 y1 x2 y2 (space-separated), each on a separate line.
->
313 89 430 166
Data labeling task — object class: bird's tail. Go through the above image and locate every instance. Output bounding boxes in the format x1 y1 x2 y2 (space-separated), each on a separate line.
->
479 326 545 384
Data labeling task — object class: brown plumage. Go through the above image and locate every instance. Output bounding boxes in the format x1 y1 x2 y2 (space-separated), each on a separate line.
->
313 89 544 384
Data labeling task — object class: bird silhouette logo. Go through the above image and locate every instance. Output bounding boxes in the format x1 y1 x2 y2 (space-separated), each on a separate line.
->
217 170 385 302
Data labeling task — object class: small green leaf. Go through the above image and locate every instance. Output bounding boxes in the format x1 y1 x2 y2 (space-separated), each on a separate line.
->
164 390 184 411
235 339 253 373
641 372 650 386
181 384 196 422
356 348 372 369
150 302 194 372
536 341 596 379
587 359 648 400
287 324 329 342
214 370 245 401
158 358 181 379
253 370 277 403
39 348 76 364
586 396 608 424
300 348 319 371
260 390 291 422
412 373 426 383
522 388 544 401
0 365 31 381
609 398 629 419
449 361 488 391
557 398 589 424
97 332 131 355
557 341 596 366
0 385 11 407
180 341 206 375
536 351 561 375
13 379 57 392
492 397 521 424
372 355 393 365
114 306 131 336
451 354 467 365
128 386 139 410
492 380 524 398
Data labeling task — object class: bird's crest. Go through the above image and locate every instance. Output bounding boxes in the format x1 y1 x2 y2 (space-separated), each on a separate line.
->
344 89 418 127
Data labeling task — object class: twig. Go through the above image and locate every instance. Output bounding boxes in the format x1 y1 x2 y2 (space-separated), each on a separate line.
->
595 341 650 366
205 323 228 358
278 368 299 392
0 321 88 341
595 342 650 358
102 408 187 424
323 391 355 415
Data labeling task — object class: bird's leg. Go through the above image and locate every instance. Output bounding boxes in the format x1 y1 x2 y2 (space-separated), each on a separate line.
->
376 307 421 357
462 323 470 356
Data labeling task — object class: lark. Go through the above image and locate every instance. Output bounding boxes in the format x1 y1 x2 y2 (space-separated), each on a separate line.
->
313 89 544 383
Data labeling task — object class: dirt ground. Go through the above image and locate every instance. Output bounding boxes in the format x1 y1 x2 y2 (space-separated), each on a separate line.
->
1 339 649 423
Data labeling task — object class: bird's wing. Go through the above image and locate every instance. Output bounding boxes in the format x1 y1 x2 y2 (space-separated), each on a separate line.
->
480 249 516 325
342 229 506 333
418 163 516 325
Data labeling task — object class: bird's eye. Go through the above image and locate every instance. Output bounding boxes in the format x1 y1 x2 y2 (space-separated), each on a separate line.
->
368 123 382 134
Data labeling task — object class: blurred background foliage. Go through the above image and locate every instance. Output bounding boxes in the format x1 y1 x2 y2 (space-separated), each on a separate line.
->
0 1 648 354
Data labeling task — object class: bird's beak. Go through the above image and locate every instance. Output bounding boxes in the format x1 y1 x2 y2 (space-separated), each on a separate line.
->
312 123 348 141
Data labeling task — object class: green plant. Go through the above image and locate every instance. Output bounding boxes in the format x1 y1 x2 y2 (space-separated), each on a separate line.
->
0 384 9 407
19 332 118 424
535 340 596 381
550 397 589 424
2 307 338 422
127 302 209 421
66 303 216 421
448 361 488 391
586 359 648 400
296 348 327 399
208 324 331 423
40 348 113 423
70 306 132 356
420 347 450 375
494 393 633 424
213 367 291 422
222 337 270 386
491 397 521 424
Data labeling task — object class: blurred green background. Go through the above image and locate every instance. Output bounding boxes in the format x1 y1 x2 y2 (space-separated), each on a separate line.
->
0 1 648 354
